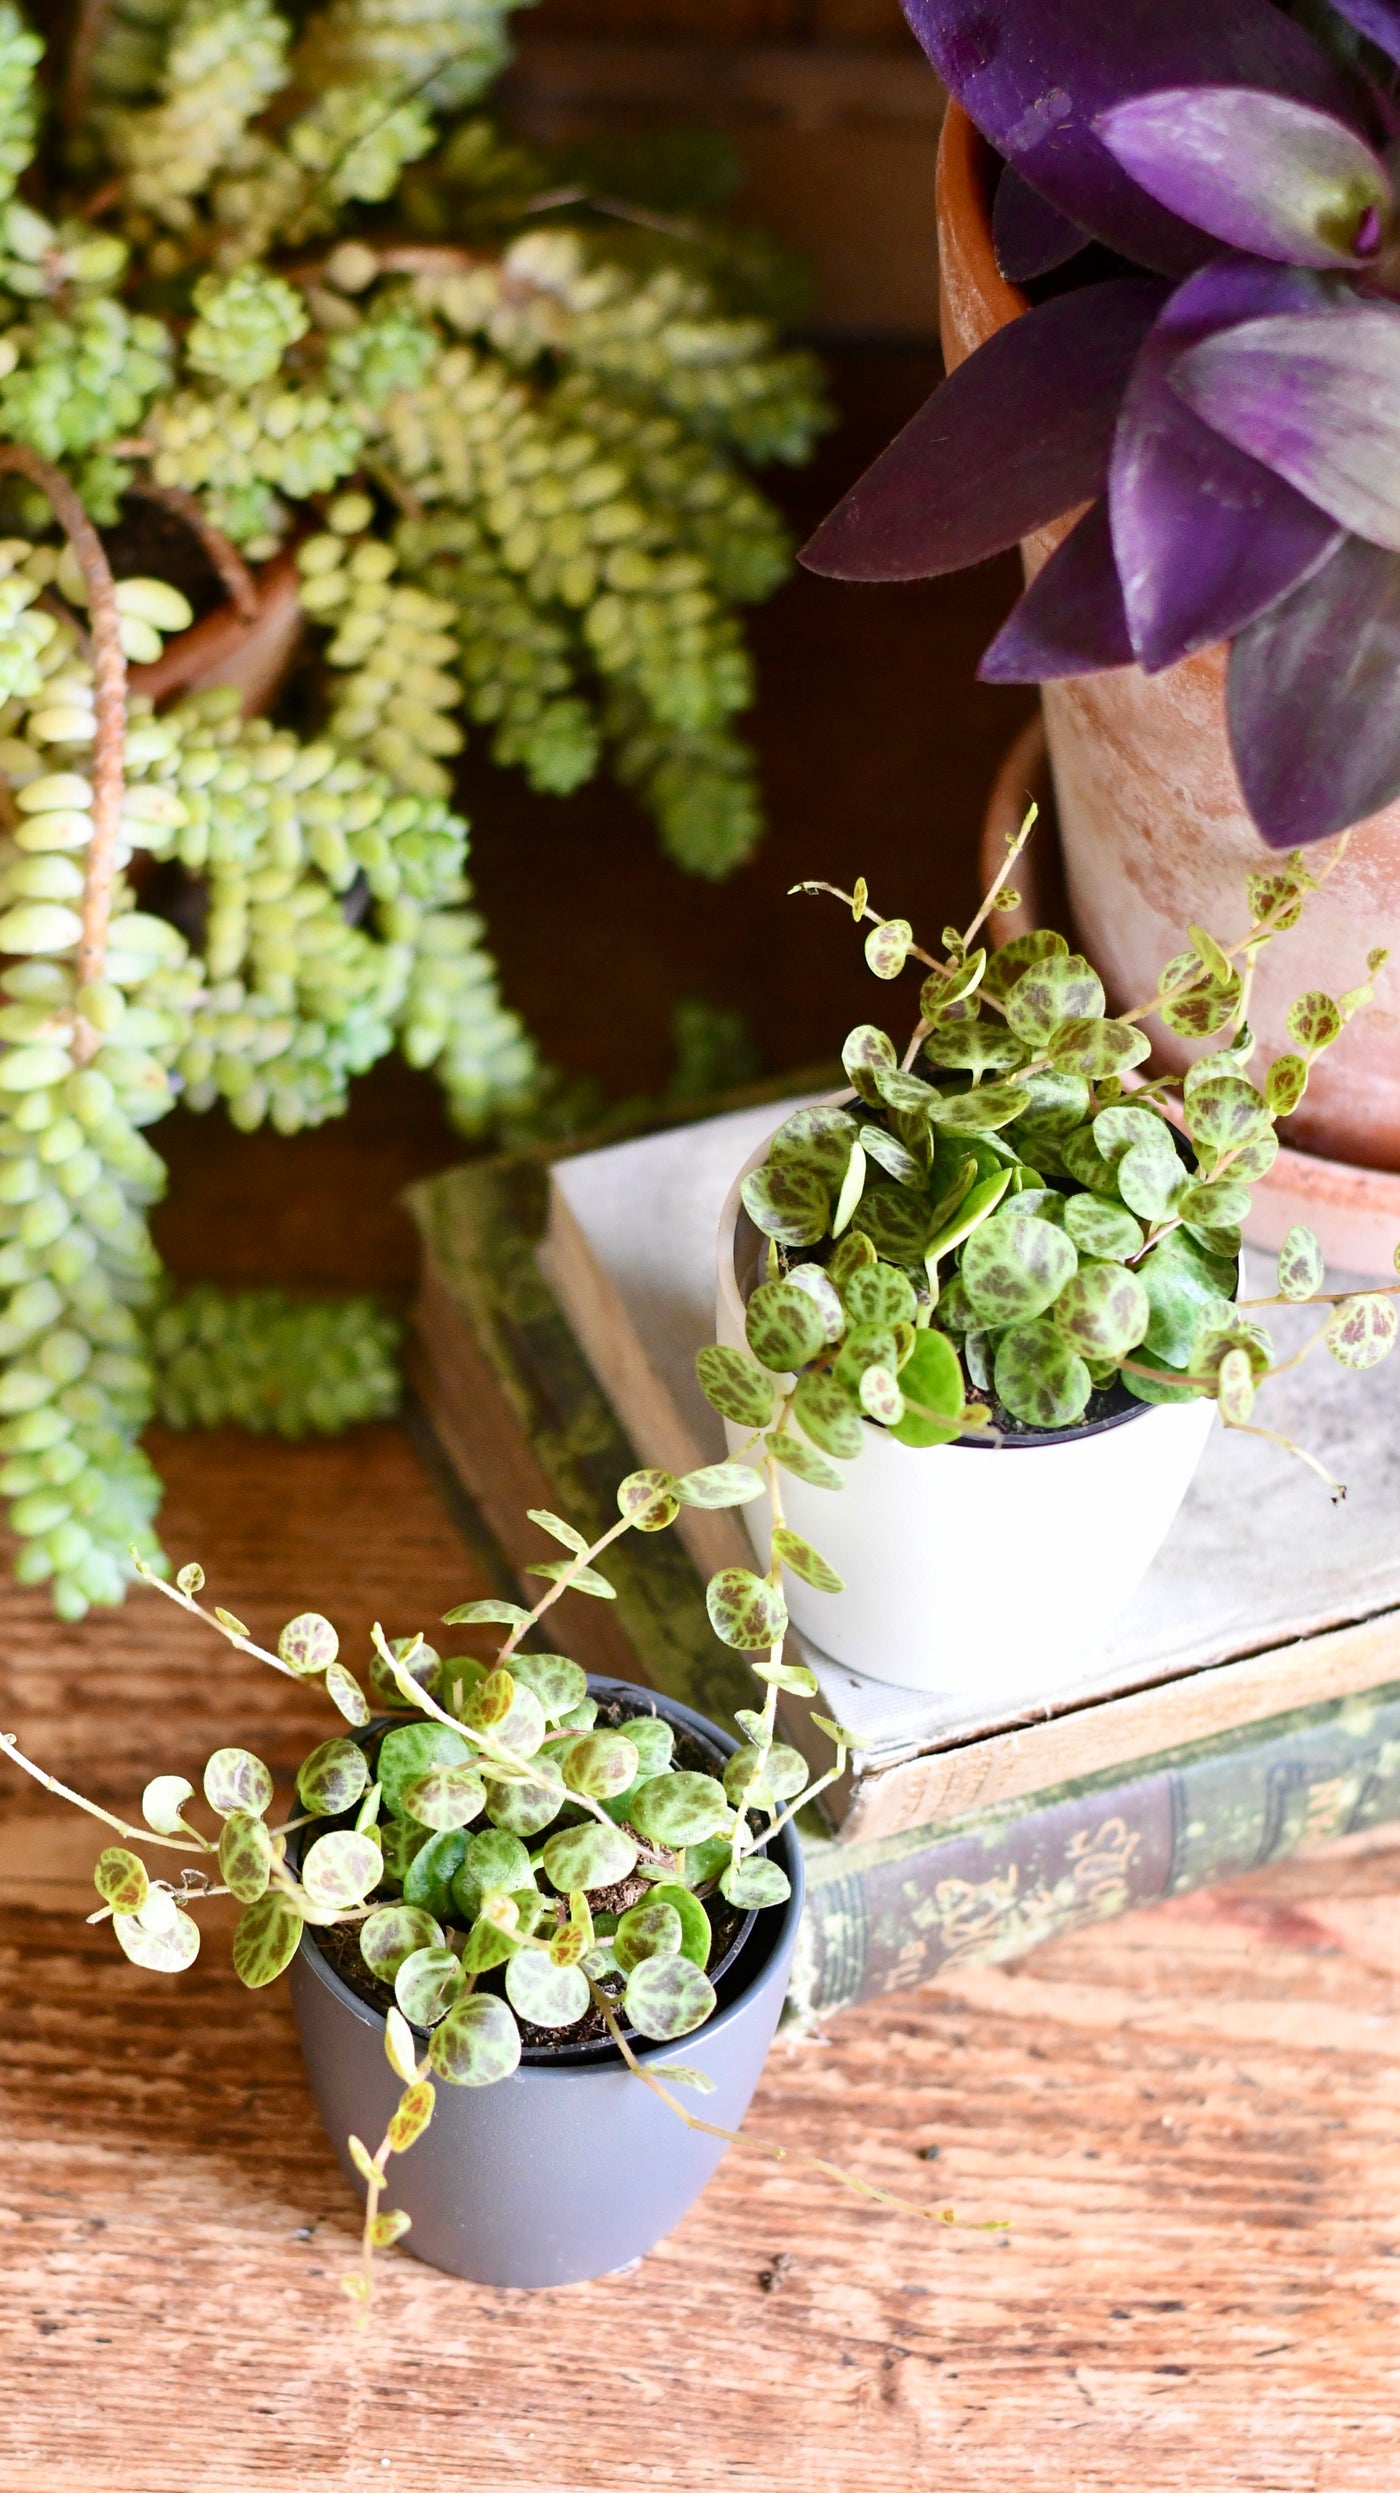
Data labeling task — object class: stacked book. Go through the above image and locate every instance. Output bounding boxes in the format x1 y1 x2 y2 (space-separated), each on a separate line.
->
405 1089 1400 2022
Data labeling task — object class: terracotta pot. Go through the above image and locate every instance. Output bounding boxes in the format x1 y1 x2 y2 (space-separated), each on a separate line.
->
127 550 305 715
937 102 1400 1177
980 714 1400 1276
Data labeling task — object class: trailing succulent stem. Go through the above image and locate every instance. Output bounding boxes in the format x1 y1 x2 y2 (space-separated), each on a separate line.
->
0 1463 1006 2321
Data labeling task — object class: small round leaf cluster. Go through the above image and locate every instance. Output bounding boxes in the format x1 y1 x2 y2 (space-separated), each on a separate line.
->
185 264 309 392
151 1286 401 1434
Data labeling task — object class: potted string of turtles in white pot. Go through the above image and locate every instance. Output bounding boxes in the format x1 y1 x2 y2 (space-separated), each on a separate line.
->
709 809 1400 1697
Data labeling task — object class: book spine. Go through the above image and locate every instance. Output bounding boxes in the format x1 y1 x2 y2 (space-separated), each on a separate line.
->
791 1684 1400 2016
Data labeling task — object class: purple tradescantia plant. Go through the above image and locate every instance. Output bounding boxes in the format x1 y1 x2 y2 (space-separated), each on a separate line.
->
801 0 1400 847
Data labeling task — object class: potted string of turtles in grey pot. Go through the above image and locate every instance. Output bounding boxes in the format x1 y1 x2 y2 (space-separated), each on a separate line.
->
709 806 1400 1699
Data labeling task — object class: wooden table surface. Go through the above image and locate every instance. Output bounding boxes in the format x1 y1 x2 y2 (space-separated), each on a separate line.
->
2 351 1397 2489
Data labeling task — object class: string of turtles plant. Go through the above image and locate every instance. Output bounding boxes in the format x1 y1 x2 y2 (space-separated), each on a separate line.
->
0 1479 1007 2318
701 807 1400 1507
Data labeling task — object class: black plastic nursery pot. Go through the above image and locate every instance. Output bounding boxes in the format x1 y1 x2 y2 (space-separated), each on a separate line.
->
288 1676 805 2289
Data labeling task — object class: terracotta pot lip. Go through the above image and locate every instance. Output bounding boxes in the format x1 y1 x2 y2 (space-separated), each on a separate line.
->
936 98 1028 343
979 713 1400 1210
127 548 302 704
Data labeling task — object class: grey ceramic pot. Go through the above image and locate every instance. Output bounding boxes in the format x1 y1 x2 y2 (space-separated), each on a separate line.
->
289 1675 806 2288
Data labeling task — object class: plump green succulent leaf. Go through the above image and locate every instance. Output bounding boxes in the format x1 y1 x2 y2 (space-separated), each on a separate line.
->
842 1023 897 1105
857 1362 903 1425
94 1845 149 1914
541 1819 639 1892
865 916 913 979
452 1826 534 1917
983 928 1069 1001
1137 1230 1237 1368
1054 1263 1150 1361
1047 1019 1151 1078
361 1903 443 1984
741 1161 829 1246
745 1278 829 1373
429 1993 522 2086
644 1880 711 1968
378 1723 474 1822
1326 1294 1399 1371
387 2079 435 2152
719 1855 792 1909
961 1212 1078 1327
887 1328 964 1447
296 1737 369 1820
505 1652 588 1717
922 1020 1026 1075
615 1898 684 1973
232 1892 303 1988
784 1262 846 1339
1185 1076 1272 1154
1277 1224 1324 1301
384 2006 419 2085
621 1716 674 1779
504 1949 590 2028
482 1774 563 1839
1286 991 1342 1054
629 1770 731 1848
403 1828 470 1918
379 1818 430 1884
617 1468 679 1530
705 1567 788 1651
993 1321 1092 1430
858 1122 927 1183
624 1953 717 2042
1215 1345 1256 1426
696 1343 777 1429
840 1261 916 1329
202 1747 274 1821
141 1775 197 1837
400 1762 487 1832
325 1664 371 1727
1115 1138 1185 1225
393 1944 463 2030
793 1370 864 1458
767 1428 843 1488
677 1460 765 1509
926 1080 1031 1134
1004 953 1104 1046
301 1828 382 1912
563 1730 639 1800
850 1180 933 1261
1062 1196 1143 1259
1265 1053 1309 1115
924 1167 1013 1267
278 1611 339 1676
770 1105 859 1180
1179 1179 1251 1231
218 1809 274 1903
771 1524 843 1592
1092 1104 1169 1164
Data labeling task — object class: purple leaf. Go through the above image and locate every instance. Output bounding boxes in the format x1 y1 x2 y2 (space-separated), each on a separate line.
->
1329 2 1400 66
902 0 1362 274
993 165 1090 283
1228 533 1400 845
978 501 1133 681
1096 90 1389 268
800 280 1164 584
1111 260 1344 673
1174 304 1400 552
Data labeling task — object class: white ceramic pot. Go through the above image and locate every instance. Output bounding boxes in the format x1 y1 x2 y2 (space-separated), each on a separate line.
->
715 1135 1218 1699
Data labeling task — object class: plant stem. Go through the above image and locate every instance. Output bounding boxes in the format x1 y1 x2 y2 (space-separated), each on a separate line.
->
0 1734 211 1853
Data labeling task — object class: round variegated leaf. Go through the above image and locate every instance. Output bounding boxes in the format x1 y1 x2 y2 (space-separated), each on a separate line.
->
388 2078 435 2151
463 1669 547 1759
705 1567 788 1652
1046 1019 1151 1079
403 1828 469 1918
384 2005 419 2083
926 1079 1030 1134
842 1023 897 1104
302 1828 382 1912
1326 1294 1399 1370
617 1467 679 1531
1004 952 1104 1046
983 927 1068 1002
614 1899 683 1973
1216 1345 1256 1425
325 1663 371 1727
865 917 913 978
785 1262 846 1339
1278 1224 1324 1301
770 1104 860 1182
857 1363 904 1426
483 1775 563 1839
719 1856 792 1910
695 1344 777 1429
175 1562 204 1594
378 1722 474 1821
453 1825 533 1915
841 1261 916 1330
624 1954 716 2044
113 1903 200 1973
429 1992 522 2087
218 1809 274 1903
202 1747 274 1821
793 1371 864 1459
767 1428 843 1489
562 1731 639 1800
232 1891 303 1988
993 1321 1092 1430
278 1611 339 1676
629 1770 730 1848
1091 1104 1168 1163
961 1213 1078 1327
745 1278 828 1373
858 1122 927 1184
94 1845 149 1914
1185 1076 1272 1153
1266 1053 1309 1116
1054 1263 1150 1360
622 1715 674 1779
771 1524 844 1593
740 1161 829 1247
361 1903 444 1982
141 1775 196 1837
922 1020 1025 1075
400 1762 487 1832
888 1328 964 1448
504 1949 590 2028
733 1740 807 1805
644 1880 711 1968
295 1737 369 1820
1138 1230 1237 1368
1116 1140 1185 1225
1052 1195 1141 1263
506 1651 588 1717
1286 991 1342 1053
541 1819 638 1893
676 1460 765 1509
393 1944 463 2029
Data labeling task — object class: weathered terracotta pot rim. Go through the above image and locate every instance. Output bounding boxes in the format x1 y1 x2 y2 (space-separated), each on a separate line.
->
126 549 304 708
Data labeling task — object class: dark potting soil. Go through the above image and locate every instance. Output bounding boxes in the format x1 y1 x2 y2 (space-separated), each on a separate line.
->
308 1696 751 2059
100 497 231 620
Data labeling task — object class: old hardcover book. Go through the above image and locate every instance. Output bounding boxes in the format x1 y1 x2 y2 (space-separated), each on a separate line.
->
405 1103 1400 1853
